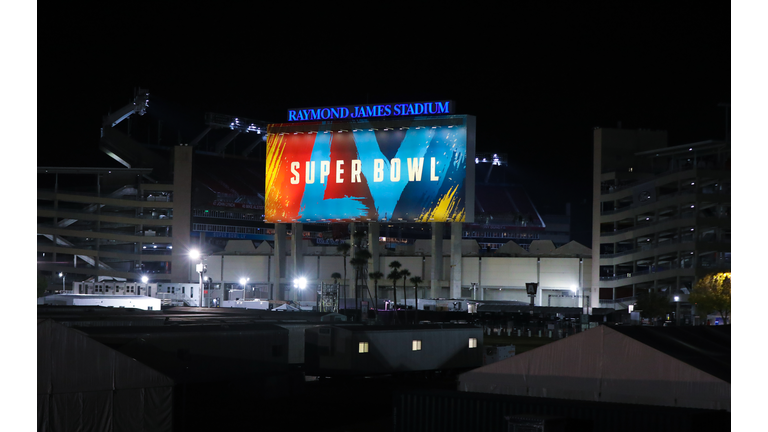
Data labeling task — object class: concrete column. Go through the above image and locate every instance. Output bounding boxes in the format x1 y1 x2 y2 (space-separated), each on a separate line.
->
368 222 380 275
478 257 484 301
537 257 542 306
272 223 286 300
348 222 356 307
430 222 444 299
578 258 584 308
171 145 193 283
591 129 603 315
291 223 304 279
450 222 462 299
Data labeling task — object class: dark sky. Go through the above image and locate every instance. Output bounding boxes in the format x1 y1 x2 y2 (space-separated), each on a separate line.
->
37 4 730 246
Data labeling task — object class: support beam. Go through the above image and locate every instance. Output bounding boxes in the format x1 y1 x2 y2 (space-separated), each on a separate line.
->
430 222 444 299
272 223 286 301
242 137 264 157
189 126 212 147
214 130 240 154
450 222 462 299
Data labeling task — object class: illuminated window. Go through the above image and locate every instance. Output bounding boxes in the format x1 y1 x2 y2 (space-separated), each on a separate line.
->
358 342 369 353
412 340 422 351
469 338 477 348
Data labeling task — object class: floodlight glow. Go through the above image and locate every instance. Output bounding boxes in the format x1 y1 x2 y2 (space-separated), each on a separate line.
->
569 285 577 292
141 276 148 283
674 296 680 302
294 277 307 289
190 249 201 260
239 278 247 285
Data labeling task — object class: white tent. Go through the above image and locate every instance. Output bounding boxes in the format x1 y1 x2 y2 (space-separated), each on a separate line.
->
458 325 730 411
273 303 300 311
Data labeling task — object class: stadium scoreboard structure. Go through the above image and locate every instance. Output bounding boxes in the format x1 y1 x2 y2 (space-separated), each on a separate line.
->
265 101 475 224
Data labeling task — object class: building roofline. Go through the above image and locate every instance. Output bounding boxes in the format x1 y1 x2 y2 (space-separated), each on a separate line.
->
634 140 728 157
38 167 154 175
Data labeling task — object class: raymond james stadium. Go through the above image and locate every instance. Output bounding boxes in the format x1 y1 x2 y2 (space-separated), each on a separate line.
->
37 93 731 431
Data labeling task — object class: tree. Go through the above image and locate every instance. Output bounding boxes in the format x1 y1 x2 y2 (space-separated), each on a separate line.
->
690 272 731 324
331 272 341 312
410 276 423 324
387 260 402 323
400 269 411 323
369 271 385 322
38 276 48 298
351 249 372 319
635 290 670 325
336 242 351 312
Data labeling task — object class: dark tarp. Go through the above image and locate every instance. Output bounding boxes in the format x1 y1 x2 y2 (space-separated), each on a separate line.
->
37 319 174 432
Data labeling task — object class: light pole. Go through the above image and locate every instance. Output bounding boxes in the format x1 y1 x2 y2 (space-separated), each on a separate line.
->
190 249 204 307
58 272 66 293
141 275 149 296
471 282 478 300
674 295 680 326
239 277 247 301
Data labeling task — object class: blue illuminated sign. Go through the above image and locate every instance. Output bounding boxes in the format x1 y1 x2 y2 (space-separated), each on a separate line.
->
287 101 453 122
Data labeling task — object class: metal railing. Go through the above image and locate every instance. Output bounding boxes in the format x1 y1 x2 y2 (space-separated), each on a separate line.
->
600 190 697 216
600 238 693 258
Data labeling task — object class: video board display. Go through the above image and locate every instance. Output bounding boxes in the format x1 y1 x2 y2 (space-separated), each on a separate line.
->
265 114 475 223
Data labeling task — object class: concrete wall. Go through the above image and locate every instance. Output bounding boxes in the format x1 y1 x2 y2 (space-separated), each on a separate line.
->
540 258 580 289
176 254 588 306
482 257 537 287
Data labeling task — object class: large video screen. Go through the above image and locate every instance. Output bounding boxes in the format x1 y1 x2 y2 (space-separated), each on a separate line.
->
265 115 474 223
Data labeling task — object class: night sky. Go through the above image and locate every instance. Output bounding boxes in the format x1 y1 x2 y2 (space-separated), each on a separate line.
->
36 4 730 247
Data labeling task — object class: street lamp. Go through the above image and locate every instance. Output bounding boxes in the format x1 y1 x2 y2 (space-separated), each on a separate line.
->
58 272 66 293
141 275 148 296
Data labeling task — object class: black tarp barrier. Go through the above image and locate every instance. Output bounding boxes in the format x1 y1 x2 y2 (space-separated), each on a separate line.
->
37 320 174 432
113 389 143 432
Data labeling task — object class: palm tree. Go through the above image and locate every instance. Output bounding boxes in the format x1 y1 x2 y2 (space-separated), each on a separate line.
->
350 249 372 319
330 272 341 313
387 261 401 323
369 271 384 321
400 269 411 323
410 276 423 324
336 242 351 312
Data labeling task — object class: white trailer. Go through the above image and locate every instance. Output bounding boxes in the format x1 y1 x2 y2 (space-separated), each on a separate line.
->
37 294 162 311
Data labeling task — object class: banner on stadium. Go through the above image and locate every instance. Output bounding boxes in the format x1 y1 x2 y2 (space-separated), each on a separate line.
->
265 115 475 223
